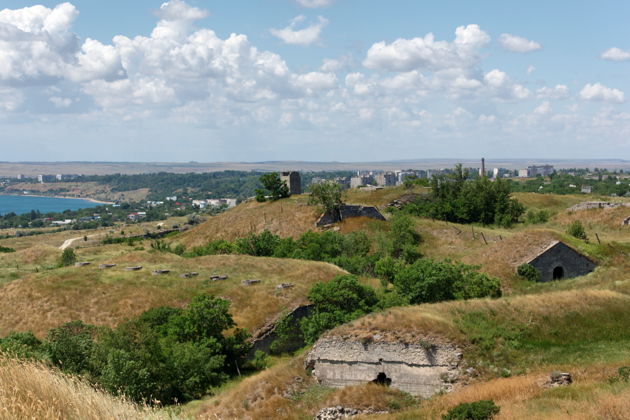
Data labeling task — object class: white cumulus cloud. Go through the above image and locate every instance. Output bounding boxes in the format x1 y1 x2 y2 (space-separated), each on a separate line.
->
537 85 570 100
580 83 625 103
601 47 630 61
363 24 490 72
295 0 335 8
498 33 542 53
270 15 328 46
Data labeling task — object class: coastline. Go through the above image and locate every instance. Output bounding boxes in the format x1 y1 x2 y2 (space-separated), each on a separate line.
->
0 193 114 206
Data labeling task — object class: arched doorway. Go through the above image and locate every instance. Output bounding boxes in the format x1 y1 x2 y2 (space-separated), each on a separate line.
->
553 266 564 280
373 372 392 387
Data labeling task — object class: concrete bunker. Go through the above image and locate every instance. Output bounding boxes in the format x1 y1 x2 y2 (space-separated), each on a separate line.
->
523 241 596 282
305 338 462 397
316 205 386 227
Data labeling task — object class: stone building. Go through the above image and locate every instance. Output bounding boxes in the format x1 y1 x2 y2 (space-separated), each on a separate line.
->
524 241 596 282
305 338 462 397
280 171 302 195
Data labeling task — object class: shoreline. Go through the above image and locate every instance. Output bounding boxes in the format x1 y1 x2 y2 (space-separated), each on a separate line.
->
0 193 115 206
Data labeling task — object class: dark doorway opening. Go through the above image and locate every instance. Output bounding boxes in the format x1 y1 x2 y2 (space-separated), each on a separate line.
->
553 266 564 280
373 372 392 387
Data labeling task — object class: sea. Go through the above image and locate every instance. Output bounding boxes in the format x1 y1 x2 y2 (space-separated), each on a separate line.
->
0 195 101 216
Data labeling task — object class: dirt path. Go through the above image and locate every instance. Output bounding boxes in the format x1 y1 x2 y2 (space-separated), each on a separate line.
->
59 234 102 250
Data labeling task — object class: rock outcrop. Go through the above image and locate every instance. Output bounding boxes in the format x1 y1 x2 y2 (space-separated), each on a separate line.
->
305 338 462 397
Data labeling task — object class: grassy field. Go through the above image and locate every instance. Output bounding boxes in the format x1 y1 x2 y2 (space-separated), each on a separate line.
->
0 247 346 337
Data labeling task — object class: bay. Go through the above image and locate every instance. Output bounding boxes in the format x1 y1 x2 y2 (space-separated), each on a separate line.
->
0 195 101 216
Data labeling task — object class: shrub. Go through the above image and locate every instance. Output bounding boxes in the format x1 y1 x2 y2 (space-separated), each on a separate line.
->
525 209 551 224
0 245 16 253
301 275 378 343
0 331 45 360
58 248 77 267
394 259 501 304
443 400 500 420
567 220 588 240
308 181 343 213
45 320 96 375
517 263 540 282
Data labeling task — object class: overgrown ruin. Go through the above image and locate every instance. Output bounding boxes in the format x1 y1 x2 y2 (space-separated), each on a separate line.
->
305 338 462 397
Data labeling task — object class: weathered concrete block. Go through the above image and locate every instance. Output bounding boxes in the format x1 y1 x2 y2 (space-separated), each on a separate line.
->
305 338 462 398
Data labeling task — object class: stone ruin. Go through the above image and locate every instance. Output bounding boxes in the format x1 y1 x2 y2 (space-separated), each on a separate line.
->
99 264 116 269
250 304 313 355
568 201 630 212
180 272 199 278
543 371 572 388
524 241 596 282
241 279 261 286
152 269 170 276
276 282 295 290
305 337 462 398
316 205 386 227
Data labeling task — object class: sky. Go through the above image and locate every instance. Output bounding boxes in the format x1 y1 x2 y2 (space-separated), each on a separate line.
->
1 0 630 162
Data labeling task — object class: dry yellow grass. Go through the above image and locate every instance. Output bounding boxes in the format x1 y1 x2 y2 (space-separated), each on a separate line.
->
365 363 630 420
177 197 321 248
0 250 345 337
195 355 317 420
0 356 166 420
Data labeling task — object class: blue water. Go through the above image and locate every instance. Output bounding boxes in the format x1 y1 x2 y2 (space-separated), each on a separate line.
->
0 195 100 216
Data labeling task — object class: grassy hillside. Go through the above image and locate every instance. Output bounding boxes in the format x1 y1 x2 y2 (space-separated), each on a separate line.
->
0 248 345 337
176 197 321 248
194 289 630 420
0 356 165 420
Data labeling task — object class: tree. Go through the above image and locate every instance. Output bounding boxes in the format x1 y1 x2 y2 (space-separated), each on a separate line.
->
45 320 96 375
58 248 77 267
301 275 378 343
308 181 343 213
259 173 290 201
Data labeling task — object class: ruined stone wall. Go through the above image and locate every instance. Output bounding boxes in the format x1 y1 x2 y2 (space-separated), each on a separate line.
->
305 338 462 397
316 205 386 226
529 242 596 282
249 305 313 356
568 202 630 212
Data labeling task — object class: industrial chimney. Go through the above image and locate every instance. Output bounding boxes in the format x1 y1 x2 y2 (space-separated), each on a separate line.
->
480 158 486 177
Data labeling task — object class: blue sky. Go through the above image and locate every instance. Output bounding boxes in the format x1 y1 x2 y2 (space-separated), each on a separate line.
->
1 0 629 162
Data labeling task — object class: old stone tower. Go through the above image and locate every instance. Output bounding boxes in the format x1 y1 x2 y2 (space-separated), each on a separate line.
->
280 171 302 195
525 241 596 282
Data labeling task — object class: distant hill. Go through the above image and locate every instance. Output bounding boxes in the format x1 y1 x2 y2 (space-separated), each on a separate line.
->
2 158 630 176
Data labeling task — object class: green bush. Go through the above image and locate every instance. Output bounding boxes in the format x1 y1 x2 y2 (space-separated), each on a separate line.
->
45 320 96 375
567 220 588 240
58 248 77 267
443 400 500 420
394 259 501 305
300 275 378 344
0 331 45 360
0 245 15 253
525 209 551 224
517 264 540 282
